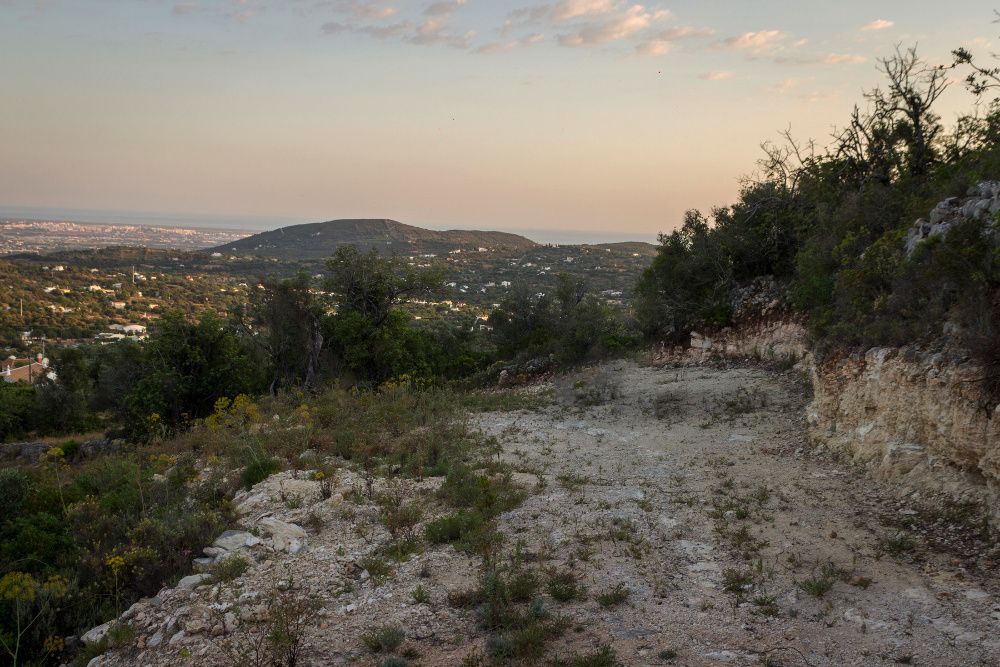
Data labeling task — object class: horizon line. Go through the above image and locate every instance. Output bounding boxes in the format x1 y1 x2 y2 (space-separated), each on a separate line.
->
0 205 661 246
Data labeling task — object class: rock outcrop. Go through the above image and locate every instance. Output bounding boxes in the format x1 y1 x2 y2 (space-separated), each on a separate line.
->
905 181 1000 255
685 277 809 363
809 347 999 518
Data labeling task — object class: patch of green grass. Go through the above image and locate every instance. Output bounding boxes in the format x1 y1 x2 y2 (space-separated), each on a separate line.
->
241 455 280 489
550 645 622 667
751 595 780 617
436 465 525 518
360 554 393 585
595 583 630 608
508 569 540 603
556 473 590 492
425 509 487 546
797 575 835 598
878 531 917 556
457 389 554 413
377 657 409 667
212 555 249 583
382 538 423 562
547 570 584 602
378 497 423 541
413 584 431 604
475 568 570 662
722 568 753 594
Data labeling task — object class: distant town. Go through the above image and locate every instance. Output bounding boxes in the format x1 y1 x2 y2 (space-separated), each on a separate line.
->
0 218 250 254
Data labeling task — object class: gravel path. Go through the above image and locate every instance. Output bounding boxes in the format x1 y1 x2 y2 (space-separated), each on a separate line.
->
476 360 1000 666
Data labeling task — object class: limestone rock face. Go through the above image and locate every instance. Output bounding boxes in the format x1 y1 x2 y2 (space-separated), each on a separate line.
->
679 277 809 364
809 347 999 519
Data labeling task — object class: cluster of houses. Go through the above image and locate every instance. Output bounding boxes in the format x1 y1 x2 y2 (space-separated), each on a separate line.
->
94 323 147 343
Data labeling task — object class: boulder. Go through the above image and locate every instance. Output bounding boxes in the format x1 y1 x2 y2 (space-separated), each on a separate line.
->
82 621 112 646
258 517 307 554
212 530 260 552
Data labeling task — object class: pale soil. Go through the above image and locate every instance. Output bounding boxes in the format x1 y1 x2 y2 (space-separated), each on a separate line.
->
477 361 1000 666
100 361 1000 667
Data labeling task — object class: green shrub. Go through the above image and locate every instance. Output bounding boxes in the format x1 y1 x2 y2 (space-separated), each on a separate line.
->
546 570 584 602
0 468 31 516
425 510 486 545
212 555 249 583
241 455 280 489
595 584 630 608
362 625 405 653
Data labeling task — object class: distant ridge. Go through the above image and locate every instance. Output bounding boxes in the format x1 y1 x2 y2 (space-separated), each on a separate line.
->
209 219 539 259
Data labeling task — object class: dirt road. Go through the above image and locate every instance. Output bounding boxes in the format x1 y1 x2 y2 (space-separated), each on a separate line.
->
477 360 1000 666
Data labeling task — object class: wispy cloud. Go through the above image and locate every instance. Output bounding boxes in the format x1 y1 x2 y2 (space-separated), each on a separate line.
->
321 0 471 48
335 1 399 21
321 19 411 40
636 25 715 56
722 30 784 52
861 19 894 32
769 77 810 92
477 33 544 54
773 52 866 65
551 0 617 22
424 0 465 17
557 4 668 48
700 70 735 81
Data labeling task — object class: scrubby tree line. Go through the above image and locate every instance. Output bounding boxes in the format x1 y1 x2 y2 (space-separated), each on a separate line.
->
1 246 632 442
636 44 1000 398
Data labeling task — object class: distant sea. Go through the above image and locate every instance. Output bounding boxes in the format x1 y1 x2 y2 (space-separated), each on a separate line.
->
0 206 658 246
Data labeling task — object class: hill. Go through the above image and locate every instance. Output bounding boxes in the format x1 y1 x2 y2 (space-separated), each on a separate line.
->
209 219 538 259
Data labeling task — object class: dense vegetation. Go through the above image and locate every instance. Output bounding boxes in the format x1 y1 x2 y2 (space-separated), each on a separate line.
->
636 46 1000 396
0 382 529 665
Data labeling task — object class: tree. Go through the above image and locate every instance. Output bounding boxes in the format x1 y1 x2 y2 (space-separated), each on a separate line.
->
635 210 733 339
872 46 948 178
250 274 326 392
325 246 444 325
323 247 445 383
120 312 264 435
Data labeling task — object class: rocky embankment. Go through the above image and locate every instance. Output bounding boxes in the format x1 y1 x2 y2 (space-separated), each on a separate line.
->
679 277 809 364
809 348 999 519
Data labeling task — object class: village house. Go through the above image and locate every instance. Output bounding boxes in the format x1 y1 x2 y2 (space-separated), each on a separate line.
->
2 355 51 384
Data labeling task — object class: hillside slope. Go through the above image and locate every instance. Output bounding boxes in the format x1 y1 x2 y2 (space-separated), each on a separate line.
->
93 362 1000 666
210 219 538 259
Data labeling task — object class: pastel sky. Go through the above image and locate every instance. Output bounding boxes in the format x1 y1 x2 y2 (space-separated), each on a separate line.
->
0 0 996 242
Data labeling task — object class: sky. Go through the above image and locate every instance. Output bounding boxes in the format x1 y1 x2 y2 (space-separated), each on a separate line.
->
0 0 997 243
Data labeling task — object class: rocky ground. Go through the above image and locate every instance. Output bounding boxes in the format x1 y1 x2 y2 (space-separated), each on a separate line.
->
95 361 1000 666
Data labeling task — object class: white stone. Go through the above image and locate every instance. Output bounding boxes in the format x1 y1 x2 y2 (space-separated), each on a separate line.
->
82 621 112 646
177 573 213 590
